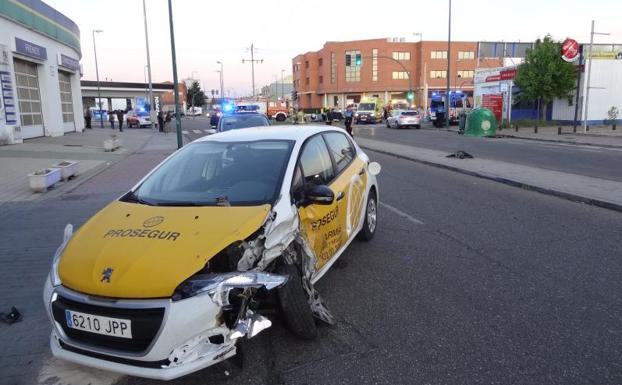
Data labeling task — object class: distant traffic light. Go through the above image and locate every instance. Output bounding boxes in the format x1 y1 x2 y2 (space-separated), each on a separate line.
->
355 54 362 66
407 91 414 101
291 90 298 101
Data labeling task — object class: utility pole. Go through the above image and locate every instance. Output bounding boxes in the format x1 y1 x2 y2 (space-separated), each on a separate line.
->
242 43 263 98
167 0 182 149
445 0 452 128
142 0 154 128
582 20 610 133
92 29 103 128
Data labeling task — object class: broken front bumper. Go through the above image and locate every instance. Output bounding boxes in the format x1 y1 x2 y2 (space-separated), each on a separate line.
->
43 276 240 380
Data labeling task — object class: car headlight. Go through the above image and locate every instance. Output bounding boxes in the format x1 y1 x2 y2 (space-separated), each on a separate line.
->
355 113 359 117
172 271 288 303
49 224 73 287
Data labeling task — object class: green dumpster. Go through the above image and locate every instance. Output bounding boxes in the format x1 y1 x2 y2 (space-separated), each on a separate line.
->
465 108 497 137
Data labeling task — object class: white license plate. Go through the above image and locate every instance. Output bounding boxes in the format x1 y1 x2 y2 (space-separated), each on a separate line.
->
65 310 132 339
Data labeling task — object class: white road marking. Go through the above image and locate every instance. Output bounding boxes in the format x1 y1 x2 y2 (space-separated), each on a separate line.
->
379 201 424 225
192 129 202 134
182 130 189 134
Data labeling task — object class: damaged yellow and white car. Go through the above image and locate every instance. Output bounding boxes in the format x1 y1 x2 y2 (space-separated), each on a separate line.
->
43 126 380 380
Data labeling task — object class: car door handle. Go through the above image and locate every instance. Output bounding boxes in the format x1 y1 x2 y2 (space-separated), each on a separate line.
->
358 168 365 175
336 191 345 201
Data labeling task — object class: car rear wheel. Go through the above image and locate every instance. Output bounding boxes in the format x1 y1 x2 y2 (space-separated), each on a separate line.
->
275 114 286 122
276 264 318 340
386 121 390 128
358 190 377 241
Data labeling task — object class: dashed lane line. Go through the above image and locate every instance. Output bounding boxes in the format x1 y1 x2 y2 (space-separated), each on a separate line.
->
192 129 202 134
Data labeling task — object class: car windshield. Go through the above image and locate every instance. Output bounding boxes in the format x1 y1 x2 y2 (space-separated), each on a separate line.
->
358 103 375 110
125 140 293 206
219 114 270 131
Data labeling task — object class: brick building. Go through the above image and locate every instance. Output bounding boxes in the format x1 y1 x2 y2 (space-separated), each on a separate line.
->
292 38 510 110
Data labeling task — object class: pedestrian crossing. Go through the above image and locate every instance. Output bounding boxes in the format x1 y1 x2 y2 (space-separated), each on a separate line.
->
181 129 213 135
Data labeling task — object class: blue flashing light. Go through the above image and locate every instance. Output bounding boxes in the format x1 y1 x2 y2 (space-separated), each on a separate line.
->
222 103 234 113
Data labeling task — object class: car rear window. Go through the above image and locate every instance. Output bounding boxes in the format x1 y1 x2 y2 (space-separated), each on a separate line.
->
401 111 419 116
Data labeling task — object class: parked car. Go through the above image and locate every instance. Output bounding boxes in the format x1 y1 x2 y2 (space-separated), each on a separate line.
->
126 111 152 128
216 111 270 132
386 109 421 129
44 126 381 380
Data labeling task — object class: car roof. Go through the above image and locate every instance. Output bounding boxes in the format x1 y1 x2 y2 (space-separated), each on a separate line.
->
195 125 345 143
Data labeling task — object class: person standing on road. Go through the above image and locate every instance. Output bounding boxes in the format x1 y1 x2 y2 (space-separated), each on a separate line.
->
344 105 354 137
84 108 92 129
108 111 115 129
157 110 165 133
116 110 124 132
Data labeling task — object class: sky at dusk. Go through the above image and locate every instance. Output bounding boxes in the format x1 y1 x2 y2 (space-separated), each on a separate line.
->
45 0 622 97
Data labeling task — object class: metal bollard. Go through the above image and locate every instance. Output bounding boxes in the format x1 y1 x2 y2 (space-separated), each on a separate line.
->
534 125 538 134
586 125 590 131
558 126 562 135
515 125 518 132
613 124 616 131
573 125 577 133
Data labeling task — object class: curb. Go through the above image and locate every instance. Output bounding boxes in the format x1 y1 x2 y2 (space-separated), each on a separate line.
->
360 145 622 214
494 134 622 149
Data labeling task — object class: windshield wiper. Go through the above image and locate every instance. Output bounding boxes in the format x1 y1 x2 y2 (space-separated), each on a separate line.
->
154 201 205 207
122 191 154 206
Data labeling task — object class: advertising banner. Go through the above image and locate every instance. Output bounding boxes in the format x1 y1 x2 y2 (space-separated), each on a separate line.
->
482 94 503 123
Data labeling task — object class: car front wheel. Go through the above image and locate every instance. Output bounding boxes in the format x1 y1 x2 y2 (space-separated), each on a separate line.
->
359 190 377 241
276 264 318 340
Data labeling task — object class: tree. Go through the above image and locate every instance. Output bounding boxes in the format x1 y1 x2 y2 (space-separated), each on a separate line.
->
186 81 206 108
514 35 577 120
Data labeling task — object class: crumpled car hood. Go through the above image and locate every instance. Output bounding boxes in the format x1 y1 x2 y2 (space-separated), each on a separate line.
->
58 201 270 298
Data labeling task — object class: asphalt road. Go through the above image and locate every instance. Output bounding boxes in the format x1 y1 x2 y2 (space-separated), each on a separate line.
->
1 126 621 385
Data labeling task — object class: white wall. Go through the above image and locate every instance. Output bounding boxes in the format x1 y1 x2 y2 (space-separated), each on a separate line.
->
0 17 83 144
553 59 622 123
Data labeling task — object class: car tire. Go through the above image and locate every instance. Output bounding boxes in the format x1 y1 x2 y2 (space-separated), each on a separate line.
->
276 264 318 340
415 125 421 129
358 190 377 242
386 121 390 128
276 114 286 122
393 121 399 129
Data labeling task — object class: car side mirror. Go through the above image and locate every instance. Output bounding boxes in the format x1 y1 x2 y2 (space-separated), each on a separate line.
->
303 184 334 206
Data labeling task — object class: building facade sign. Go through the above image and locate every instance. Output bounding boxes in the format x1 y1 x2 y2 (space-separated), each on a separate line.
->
59 54 80 71
15 38 47 61
0 71 17 124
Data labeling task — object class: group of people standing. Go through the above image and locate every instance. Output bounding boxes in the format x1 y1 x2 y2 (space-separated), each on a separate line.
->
83 108 171 132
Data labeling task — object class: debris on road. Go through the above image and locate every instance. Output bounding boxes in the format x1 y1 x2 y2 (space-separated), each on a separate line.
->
0 306 22 324
446 150 474 159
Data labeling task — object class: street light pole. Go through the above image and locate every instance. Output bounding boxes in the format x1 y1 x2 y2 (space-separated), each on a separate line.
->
216 61 224 100
281 69 285 100
445 0 452 128
92 29 103 128
167 0 182 149
582 20 610 133
142 0 154 128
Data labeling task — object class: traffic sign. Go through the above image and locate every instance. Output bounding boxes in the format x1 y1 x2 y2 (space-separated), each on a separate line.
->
561 38 580 62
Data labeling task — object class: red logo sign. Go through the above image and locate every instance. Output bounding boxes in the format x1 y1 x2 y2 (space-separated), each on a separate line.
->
561 38 579 62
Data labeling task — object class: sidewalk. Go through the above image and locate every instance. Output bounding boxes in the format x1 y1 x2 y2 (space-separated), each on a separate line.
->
356 137 622 212
442 124 622 148
0 128 180 203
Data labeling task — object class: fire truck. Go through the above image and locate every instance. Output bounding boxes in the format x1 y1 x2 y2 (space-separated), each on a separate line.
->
236 100 289 121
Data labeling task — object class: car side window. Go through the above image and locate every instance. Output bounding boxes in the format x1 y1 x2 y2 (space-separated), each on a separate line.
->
323 132 355 174
299 135 335 186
